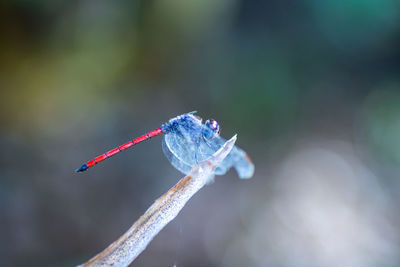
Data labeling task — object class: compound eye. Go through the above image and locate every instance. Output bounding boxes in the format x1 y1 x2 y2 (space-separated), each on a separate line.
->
205 119 220 138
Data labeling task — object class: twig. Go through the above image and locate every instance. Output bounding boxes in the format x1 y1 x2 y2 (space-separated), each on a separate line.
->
78 135 238 267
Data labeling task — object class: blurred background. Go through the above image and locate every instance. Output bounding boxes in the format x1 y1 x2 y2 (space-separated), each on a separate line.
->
1 0 400 266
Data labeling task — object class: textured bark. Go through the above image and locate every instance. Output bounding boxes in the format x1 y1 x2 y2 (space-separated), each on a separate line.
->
79 135 237 267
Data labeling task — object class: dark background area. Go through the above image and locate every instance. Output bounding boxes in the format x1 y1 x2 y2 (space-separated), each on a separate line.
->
1 0 400 266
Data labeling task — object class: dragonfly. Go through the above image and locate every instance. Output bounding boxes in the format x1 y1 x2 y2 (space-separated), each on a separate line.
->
76 111 254 179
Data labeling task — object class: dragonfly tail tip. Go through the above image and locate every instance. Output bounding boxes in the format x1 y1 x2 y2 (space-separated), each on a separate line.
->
76 164 88 173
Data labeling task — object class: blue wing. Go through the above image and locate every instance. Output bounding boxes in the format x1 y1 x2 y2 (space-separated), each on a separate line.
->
162 120 254 179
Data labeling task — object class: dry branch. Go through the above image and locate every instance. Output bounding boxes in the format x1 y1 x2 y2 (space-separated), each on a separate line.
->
78 135 237 267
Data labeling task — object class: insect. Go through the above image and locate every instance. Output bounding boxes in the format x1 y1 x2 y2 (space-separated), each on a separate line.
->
76 111 254 179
